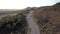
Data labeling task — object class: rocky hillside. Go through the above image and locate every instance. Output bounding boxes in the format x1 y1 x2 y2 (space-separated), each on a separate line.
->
33 2 60 34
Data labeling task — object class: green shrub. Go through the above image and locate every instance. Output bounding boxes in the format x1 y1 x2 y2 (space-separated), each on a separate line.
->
0 13 27 34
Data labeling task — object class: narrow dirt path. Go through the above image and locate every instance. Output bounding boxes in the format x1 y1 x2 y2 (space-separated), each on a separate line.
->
26 11 40 34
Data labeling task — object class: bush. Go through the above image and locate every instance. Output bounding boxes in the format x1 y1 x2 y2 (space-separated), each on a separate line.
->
0 13 27 34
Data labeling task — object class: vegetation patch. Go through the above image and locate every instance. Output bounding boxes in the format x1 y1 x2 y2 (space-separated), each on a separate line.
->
0 11 28 34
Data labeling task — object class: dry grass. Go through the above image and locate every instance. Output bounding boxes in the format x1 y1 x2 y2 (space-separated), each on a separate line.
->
33 2 60 34
0 14 16 19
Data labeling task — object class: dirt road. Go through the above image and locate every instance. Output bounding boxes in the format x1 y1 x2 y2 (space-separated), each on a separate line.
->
26 11 40 34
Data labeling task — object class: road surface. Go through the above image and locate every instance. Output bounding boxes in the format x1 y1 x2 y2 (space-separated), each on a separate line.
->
26 11 40 34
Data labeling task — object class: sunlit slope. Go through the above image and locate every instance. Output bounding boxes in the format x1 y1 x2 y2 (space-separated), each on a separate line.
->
33 2 60 34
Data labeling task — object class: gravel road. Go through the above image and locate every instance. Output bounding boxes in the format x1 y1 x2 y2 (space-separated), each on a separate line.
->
26 11 40 34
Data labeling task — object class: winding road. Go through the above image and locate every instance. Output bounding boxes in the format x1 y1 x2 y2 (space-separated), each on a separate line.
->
26 11 40 34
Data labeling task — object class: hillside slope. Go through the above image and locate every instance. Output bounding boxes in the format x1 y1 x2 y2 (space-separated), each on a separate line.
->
33 2 60 34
